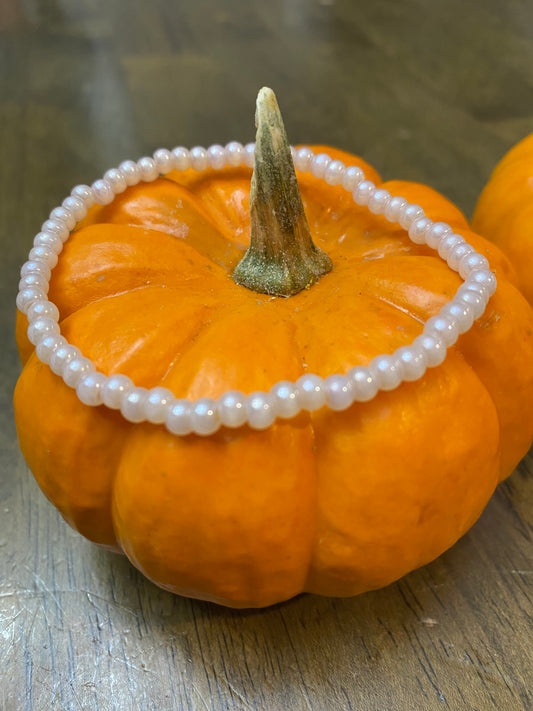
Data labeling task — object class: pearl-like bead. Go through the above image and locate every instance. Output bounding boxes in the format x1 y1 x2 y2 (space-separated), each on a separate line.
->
466 273 490 292
367 189 392 215
28 246 58 269
27 318 58 348
394 345 427 381
296 374 326 411
467 269 497 297
218 390 248 428
49 344 82 375
413 333 447 368
225 142 244 167
103 168 128 194
166 399 192 435
190 398 220 435
369 354 403 391
243 143 255 168
310 153 331 179
19 273 49 293
27 317 60 345
294 147 314 172
71 184 95 207
341 165 365 191
145 387 175 424
207 144 226 170
384 196 408 223
324 374 353 411
446 242 475 272
347 366 378 401
16 287 46 313
455 286 486 319
76 371 107 406
21 260 52 282
424 314 460 347
137 157 159 182
270 381 301 419
463 281 489 301
437 233 465 260
35 334 67 364
458 252 490 280
41 219 68 241
398 204 424 230
101 374 134 409
153 148 175 174
26 299 59 323
352 180 376 206
91 179 115 205
33 231 63 254
246 392 277 430
118 160 142 186
50 206 76 231
440 300 474 334
189 147 208 172
324 160 346 186
171 147 191 171
62 196 87 221
425 221 452 250
63 356 95 388
120 387 149 423
408 216 433 245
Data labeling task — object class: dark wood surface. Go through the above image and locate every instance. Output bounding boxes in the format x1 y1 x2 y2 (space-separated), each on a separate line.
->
2 1 533 709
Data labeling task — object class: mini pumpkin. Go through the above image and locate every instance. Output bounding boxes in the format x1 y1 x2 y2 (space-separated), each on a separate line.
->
472 133 533 305
14 90 533 608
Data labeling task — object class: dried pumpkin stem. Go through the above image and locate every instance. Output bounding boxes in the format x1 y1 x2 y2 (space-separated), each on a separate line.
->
232 87 333 296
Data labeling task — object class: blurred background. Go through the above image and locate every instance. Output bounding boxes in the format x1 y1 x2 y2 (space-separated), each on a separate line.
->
3 0 533 208
2 1 533 709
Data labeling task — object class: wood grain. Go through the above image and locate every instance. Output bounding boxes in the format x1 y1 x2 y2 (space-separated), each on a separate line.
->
2 1 533 709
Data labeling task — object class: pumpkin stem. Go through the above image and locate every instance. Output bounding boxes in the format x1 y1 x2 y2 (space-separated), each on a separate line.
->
232 87 333 296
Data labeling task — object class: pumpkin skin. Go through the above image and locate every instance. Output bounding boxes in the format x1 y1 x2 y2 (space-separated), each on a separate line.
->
472 133 533 305
14 145 533 608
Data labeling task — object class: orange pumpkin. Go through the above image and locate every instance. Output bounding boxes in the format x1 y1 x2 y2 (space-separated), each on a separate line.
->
472 133 533 305
14 93 533 608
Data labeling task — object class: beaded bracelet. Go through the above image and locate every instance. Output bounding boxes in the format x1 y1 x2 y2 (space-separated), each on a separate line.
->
17 143 497 436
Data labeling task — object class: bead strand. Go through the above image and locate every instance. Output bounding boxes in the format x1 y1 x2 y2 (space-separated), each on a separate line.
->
17 146 496 436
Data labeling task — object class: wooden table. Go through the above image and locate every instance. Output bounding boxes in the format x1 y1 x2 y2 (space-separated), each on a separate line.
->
2 1 532 708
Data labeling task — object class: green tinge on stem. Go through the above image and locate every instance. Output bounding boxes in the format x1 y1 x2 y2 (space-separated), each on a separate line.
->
232 87 333 297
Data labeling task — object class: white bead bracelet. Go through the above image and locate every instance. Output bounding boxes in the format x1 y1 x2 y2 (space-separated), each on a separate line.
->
17 144 497 435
